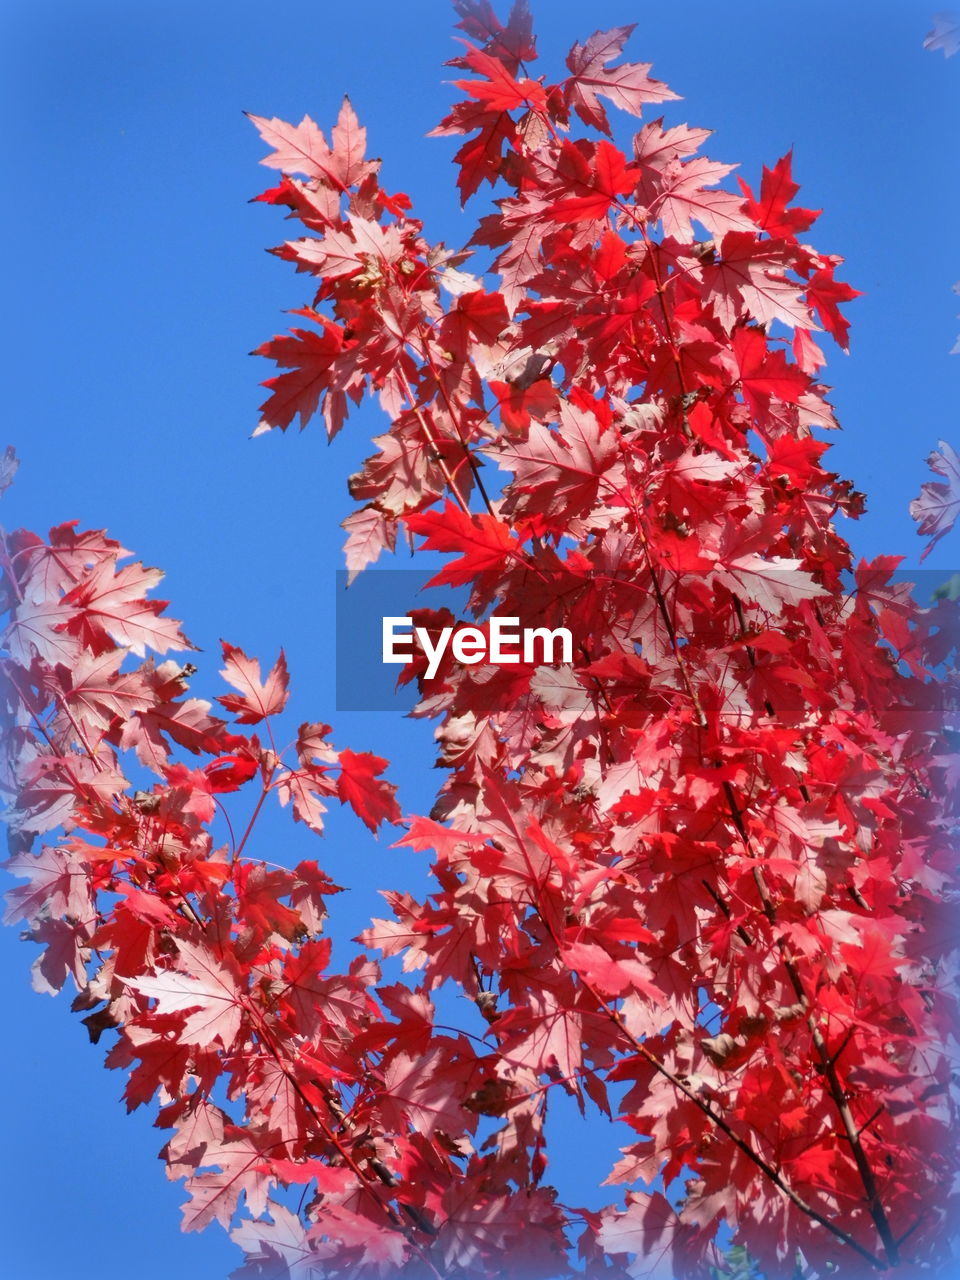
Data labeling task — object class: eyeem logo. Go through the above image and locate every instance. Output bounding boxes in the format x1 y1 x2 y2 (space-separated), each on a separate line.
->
383 616 573 680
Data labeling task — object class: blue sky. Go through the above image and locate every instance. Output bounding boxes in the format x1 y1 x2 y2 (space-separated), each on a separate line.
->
1 2 958 1277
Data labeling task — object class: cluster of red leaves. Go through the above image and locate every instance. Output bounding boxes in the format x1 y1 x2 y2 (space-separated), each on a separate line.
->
3 2 960 1277
0 503 457 1274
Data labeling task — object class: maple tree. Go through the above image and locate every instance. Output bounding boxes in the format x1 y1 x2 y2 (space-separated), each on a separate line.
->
2 3 959 1278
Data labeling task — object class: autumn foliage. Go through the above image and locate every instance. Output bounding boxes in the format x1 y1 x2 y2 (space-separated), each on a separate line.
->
2 2 959 1277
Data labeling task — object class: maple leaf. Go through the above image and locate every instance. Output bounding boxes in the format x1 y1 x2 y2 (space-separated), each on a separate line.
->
792 325 826 373
431 7 544 201
716 553 827 616
119 684 228 772
181 1127 273 1232
313 1205 409 1269
487 218 542 314
248 104 380 191
274 765 333 835
380 1042 476 1139
254 322 347 437
329 96 380 187
564 26 678 136
633 118 711 168
342 505 397 582
57 649 156 737
406 501 519 586
648 155 755 243
60 558 191 658
11 522 127 605
3 592 82 667
5 752 126 838
336 748 401 832
442 287 511 352
454 44 547 115
840 923 904 998
282 219 404 281
296 722 338 767
230 1201 322 1280
430 97 518 203
289 861 339 937
924 12 960 57
738 151 820 240
494 399 620 530
547 139 638 224
728 326 809 416
252 173 341 228
452 0 537 72
497 986 583 1081
561 937 665 1004
704 232 815 331
910 440 960 559
235 863 303 943
203 752 259 793
125 940 244 1050
786 1136 842 1189
162 1098 227 1180
217 641 290 723
597 1192 698 1279
274 938 335 1041
803 261 860 350
26 915 89 994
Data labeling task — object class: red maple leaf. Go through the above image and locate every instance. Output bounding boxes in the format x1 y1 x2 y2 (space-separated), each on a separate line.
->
59 558 190 658
125 940 245 1050
803 259 861 350
564 26 678 136
336 748 401 832
405 501 520 586
253 321 347 436
454 45 547 115
217 641 290 724
738 151 820 239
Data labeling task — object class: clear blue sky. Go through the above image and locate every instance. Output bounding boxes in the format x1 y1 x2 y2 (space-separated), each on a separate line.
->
1 2 957 1277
